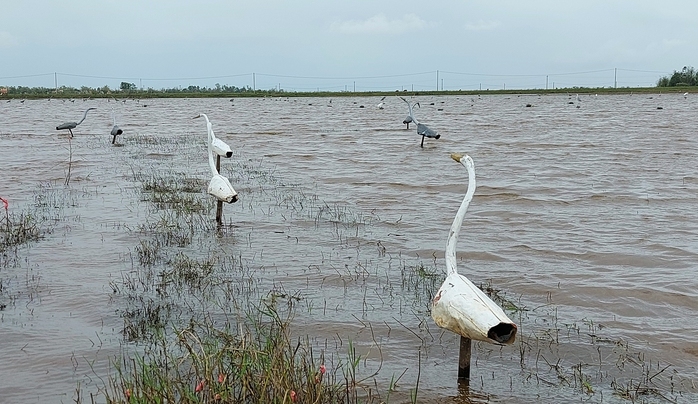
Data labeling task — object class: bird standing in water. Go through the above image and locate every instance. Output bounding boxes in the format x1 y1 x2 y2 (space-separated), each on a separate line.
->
56 108 96 138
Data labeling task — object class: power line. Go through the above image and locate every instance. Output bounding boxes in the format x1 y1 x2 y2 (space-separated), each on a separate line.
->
255 71 435 80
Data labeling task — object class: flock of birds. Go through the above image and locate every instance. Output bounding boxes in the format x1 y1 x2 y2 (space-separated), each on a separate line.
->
50 93 463 223
55 107 123 144
53 95 443 211
50 94 516 379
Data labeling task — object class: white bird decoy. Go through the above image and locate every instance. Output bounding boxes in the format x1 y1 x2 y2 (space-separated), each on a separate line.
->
195 113 232 158
431 153 517 345
194 114 238 204
56 107 96 138
400 96 440 147
110 111 123 144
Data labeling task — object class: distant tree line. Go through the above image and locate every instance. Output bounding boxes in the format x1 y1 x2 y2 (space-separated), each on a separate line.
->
0 83 279 97
657 66 698 87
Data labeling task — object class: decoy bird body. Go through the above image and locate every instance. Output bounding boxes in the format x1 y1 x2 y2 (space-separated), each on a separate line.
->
56 107 96 138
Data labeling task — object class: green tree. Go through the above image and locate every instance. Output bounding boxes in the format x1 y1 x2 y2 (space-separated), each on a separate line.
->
657 66 698 87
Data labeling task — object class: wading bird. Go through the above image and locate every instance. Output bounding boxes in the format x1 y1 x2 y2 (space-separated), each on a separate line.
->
194 114 237 204
377 96 386 110
431 153 517 345
399 96 440 147
56 108 96 138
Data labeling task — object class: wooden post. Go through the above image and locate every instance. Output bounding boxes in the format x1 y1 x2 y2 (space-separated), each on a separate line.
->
458 336 471 380
215 155 223 225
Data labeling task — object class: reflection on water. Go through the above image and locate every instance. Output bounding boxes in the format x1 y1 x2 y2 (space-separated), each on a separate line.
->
1 93 697 402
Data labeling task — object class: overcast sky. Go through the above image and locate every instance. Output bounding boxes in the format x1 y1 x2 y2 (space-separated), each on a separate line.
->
2 1 697 91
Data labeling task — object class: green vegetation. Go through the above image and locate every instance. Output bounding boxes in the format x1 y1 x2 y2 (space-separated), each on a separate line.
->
657 65 698 86
103 299 361 404
2 80 695 100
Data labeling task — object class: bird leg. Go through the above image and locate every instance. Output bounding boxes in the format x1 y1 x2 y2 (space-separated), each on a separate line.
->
420 135 425 148
69 129 74 139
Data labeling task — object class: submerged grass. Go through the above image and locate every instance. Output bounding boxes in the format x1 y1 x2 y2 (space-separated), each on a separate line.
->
1 183 67 269
105 298 362 404
73 132 698 403
0 211 44 253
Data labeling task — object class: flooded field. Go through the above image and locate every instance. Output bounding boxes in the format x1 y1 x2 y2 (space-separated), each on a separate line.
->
1 93 697 403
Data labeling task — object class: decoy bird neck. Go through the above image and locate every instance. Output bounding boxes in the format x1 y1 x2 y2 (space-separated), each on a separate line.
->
76 108 94 126
445 155 476 276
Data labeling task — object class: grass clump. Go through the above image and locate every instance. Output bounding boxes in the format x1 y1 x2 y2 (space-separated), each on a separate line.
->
105 300 351 403
137 171 209 214
0 212 43 253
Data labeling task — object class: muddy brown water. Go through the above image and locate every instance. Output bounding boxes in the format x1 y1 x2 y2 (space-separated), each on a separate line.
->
1 94 697 403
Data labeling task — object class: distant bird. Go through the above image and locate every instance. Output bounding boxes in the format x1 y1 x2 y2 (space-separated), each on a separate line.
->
684 92 689 99
56 107 96 138
377 96 386 110
399 96 419 129
400 96 440 147
111 116 123 144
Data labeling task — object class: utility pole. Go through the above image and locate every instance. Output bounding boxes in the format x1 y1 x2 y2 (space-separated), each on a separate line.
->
253 73 256 91
436 70 439 91
546 75 549 90
614 68 617 88
54 72 57 91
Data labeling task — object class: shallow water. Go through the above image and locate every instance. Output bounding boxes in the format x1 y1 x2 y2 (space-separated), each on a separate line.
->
1 93 697 403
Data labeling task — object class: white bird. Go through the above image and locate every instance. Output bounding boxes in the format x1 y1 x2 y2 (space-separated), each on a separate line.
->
56 108 96 138
377 96 386 110
194 114 238 204
110 110 123 144
684 92 689 99
431 153 517 345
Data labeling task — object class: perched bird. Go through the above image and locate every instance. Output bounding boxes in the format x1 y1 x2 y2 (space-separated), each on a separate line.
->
56 108 96 138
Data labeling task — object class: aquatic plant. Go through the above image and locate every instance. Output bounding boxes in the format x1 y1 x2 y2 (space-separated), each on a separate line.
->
105 298 369 404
